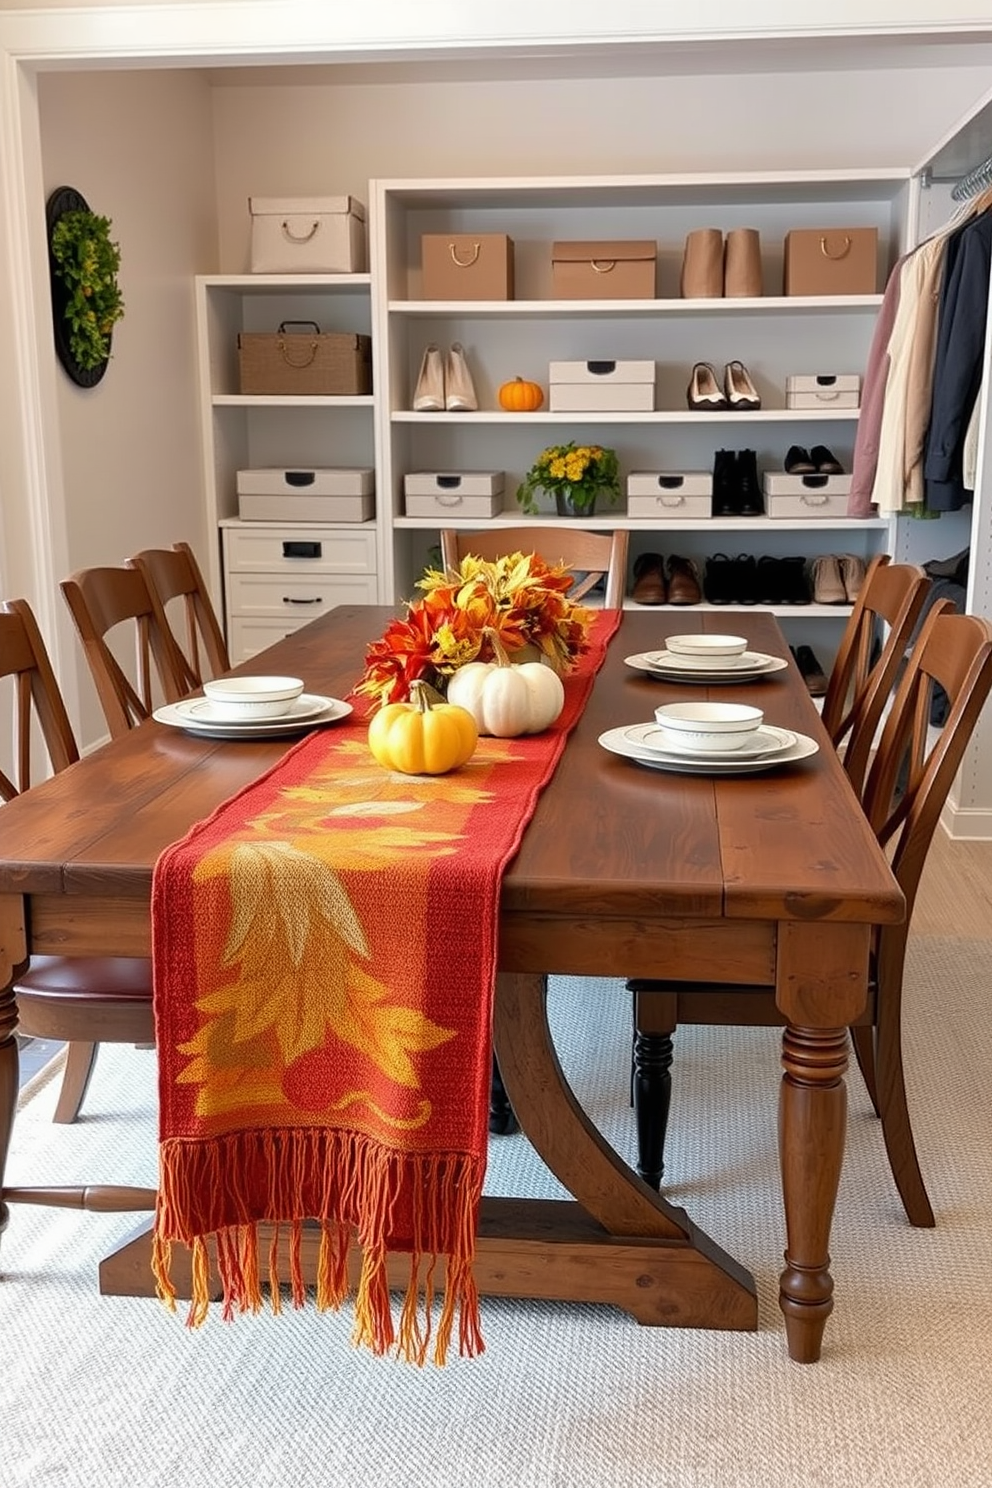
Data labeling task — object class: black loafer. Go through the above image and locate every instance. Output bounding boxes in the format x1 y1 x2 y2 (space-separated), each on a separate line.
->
810 444 844 475
784 445 816 474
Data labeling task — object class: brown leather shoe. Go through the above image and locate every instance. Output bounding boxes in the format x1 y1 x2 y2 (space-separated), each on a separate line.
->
631 552 667 605
666 554 702 605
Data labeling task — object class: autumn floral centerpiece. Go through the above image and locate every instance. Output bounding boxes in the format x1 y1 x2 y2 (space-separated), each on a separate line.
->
516 441 621 516
356 552 595 710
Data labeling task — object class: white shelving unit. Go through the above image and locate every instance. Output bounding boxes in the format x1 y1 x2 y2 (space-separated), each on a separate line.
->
194 273 378 662
370 169 913 662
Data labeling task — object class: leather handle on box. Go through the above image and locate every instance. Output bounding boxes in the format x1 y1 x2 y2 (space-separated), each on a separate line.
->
819 235 852 261
449 242 481 268
281 219 320 244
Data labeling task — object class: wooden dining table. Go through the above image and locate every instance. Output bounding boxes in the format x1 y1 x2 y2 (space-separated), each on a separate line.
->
0 606 903 1363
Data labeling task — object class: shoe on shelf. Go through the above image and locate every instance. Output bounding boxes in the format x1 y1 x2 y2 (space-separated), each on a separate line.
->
445 342 478 412
413 343 445 411
631 552 667 605
810 444 844 475
756 555 787 605
712 449 739 515
784 445 817 474
736 449 764 516
794 644 829 698
724 360 761 411
732 552 759 604
687 362 727 410
837 553 866 602
723 228 763 298
703 552 736 604
809 554 847 604
781 554 812 604
680 228 725 298
666 555 702 605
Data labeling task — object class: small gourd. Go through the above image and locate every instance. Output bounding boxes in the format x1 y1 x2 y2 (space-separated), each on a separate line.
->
368 679 478 775
446 629 565 738
498 376 544 412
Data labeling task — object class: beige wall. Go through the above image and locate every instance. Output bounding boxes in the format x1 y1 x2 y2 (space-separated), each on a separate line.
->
36 67 217 740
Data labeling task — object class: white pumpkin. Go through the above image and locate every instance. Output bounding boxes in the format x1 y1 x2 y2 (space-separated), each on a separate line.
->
447 639 565 738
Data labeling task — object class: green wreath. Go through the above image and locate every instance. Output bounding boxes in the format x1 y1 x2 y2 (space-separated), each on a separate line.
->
50 210 125 371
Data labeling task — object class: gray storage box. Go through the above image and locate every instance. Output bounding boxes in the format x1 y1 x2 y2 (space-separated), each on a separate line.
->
249 195 367 274
404 470 504 519
237 467 375 522
785 373 861 410
627 471 712 519
762 471 852 518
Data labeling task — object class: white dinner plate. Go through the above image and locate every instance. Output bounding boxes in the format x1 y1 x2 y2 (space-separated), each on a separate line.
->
153 694 352 739
624 652 789 684
599 724 818 775
625 722 798 762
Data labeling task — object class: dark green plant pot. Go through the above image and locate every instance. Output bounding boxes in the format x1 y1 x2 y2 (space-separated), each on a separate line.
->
555 488 596 518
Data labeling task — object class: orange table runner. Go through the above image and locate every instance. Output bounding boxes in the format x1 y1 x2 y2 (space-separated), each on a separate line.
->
151 612 619 1364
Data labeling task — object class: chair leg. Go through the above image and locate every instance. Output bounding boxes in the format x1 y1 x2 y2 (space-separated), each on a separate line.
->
629 985 678 1190
850 1024 881 1115
488 1051 518 1135
873 964 935 1228
52 1040 99 1124
632 1027 674 1190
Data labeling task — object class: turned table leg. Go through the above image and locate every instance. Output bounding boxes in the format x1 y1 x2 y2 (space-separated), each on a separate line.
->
778 1024 848 1363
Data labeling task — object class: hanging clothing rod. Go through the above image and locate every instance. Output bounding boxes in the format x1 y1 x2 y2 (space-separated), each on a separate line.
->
951 151 992 201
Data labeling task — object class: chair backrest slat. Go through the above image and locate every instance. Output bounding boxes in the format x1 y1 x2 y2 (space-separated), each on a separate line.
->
823 555 931 795
60 565 188 739
127 542 229 692
0 598 79 797
439 526 629 611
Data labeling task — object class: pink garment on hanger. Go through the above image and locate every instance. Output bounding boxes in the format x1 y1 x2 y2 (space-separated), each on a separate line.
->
848 253 906 517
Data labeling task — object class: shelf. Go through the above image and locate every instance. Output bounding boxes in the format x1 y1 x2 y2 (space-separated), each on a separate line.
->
213 395 375 409
389 295 884 318
618 601 852 617
391 408 859 425
393 514 891 532
198 273 372 293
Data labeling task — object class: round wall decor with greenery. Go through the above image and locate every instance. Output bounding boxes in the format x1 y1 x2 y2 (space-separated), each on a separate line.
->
46 186 125 388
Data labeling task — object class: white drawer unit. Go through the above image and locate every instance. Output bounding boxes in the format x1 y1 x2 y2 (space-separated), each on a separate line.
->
221 520 378 663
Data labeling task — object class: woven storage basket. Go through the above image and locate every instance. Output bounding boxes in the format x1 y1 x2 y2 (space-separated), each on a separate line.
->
238 321 372 395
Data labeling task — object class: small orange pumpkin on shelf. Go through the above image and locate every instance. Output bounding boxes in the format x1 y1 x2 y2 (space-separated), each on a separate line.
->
498 376 544 412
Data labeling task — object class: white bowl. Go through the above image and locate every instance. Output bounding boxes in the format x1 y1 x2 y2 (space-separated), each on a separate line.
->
664 634 748 666
653 700 764 753
202 675 305 720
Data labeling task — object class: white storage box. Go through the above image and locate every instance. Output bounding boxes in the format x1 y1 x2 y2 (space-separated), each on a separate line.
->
249 196 367 274
762 471 852 518
550 360 655 413
627 471 712 519
237 468 375 522
785 374 861 411
404 471 505 519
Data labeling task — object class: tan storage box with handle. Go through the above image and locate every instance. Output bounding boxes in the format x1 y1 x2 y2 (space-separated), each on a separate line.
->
249 196 367 274
551 240 656 299
421 233 514 300
238 321 372 395
783 228 878 296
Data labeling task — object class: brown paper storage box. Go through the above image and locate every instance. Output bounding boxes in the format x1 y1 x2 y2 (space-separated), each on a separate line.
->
552 241 656 299
238 325 372 396
783 228 878 296
421 234 514 300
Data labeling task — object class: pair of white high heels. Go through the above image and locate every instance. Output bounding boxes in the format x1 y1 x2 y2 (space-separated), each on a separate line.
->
413 343 477 412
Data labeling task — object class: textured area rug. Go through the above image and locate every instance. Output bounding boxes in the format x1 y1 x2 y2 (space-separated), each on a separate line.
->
3 937 991 1487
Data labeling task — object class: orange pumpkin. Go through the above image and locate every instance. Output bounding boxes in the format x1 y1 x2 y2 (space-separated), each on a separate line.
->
498 376 544 412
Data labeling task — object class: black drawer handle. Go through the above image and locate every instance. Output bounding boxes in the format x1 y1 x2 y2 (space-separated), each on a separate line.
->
436 475 463 490
281 596 324 605
282 541 322 559
657 476 685 490
586 360 617 377
284 471 316 488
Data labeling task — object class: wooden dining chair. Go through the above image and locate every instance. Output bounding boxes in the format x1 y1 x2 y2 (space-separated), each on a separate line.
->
127 541 230 692
60 563 189 738
627 604 992 1228
0 598 153 1123
440 526 629 609
819 554 931 795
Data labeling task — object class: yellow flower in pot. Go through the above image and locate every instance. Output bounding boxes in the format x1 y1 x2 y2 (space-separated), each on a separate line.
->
516 442 621 517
